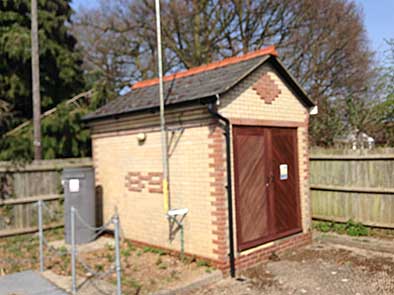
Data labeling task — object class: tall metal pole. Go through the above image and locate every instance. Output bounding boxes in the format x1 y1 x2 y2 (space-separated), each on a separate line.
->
38 200 44 272
113 214 122 295
31 0 42 160
71 207 77 295
155 0 170 213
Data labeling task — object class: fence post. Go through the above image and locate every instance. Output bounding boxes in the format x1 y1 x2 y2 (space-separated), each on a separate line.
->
38 200 44 272
113 214 122 295
71 207 77 295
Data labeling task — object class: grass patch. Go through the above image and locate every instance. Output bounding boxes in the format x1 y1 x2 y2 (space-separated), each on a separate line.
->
143 246 166 256
313 219 369 236
196 259 210 268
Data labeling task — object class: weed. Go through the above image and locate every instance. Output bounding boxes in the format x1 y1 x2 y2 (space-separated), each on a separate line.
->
95 264 104 272
123 277 142 290
313 220 369 237
105 243 115 251
125 240 136 251
313 221 332 232
155 257 163 266
143 247 151 253
158 263 168 270
121 248 131 258
143 246 166 256
136 250 142 257
58 246 68 256
196 260 210 268
333 223 347 234
181 255 195 265
106 253 114 262
346 219 369 236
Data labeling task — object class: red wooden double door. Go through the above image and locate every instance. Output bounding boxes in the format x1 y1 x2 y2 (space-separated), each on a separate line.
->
233 126 302 251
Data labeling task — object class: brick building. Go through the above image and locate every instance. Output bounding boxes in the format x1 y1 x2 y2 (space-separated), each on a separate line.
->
84 46 316 276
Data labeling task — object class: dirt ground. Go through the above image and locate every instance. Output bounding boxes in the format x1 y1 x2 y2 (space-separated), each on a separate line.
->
0 230 212 294
2 229 394 294
191 239 394 295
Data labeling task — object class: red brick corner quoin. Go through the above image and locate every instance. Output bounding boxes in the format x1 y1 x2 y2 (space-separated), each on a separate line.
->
208 125 229 270
207 123 312 274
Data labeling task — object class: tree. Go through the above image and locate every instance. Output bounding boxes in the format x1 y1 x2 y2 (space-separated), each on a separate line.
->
0 99 12 134
73 0 374 146
0 88 106 161
365 39 394 145
0 0 84 132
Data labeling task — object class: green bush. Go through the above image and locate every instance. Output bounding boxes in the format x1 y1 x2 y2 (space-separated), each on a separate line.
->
313 219 369 236
345 219 369 236
314 221 332 232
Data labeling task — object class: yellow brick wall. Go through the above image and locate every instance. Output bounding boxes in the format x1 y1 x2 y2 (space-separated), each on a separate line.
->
218 63 311 256
220 64 306 122
92 123 217 259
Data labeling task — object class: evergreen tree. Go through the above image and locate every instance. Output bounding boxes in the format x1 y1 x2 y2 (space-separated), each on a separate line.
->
0 0 84 130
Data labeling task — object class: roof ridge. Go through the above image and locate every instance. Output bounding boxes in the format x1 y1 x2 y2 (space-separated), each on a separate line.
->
131 45 278 90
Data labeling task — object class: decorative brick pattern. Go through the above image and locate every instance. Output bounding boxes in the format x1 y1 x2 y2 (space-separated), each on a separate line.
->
208 126 229 264
252 73 281 104
220 65 306 122
125 171 163 193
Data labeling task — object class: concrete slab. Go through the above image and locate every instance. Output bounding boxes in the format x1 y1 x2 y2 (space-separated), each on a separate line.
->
42 270 116 295
0 270 67 295
48 236 115 253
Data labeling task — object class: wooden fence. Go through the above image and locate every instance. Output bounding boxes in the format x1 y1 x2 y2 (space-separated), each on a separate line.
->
0 158 92 237
310 153 394 228
2 152 393 236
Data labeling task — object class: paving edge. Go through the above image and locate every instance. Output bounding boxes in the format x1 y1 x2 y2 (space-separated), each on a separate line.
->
152 270 223 295
313 232 394 255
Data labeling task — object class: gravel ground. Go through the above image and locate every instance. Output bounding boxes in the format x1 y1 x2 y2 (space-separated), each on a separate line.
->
190 240 394 295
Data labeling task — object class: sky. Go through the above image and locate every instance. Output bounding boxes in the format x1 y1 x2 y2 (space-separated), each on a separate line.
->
354 0 394 57
71 0 394 57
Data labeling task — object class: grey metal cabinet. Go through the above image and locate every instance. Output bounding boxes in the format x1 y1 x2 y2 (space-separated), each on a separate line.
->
62 167 96 244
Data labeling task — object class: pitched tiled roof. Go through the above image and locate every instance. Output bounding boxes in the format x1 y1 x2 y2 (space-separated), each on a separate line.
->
84 46 314 121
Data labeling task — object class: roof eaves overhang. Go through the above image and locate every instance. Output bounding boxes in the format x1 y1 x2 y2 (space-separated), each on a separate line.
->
82 95 217 124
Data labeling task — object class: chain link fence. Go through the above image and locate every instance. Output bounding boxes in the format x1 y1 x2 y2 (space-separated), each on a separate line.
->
37 200 122 295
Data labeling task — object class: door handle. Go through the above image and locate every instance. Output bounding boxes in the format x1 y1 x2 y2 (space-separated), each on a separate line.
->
265 175 274 187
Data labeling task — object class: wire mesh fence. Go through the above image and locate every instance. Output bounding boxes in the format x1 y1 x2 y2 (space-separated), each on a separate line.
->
0 197 122 294
37 200 122 295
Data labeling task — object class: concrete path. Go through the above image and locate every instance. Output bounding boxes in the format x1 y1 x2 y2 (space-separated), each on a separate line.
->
0 270 67 295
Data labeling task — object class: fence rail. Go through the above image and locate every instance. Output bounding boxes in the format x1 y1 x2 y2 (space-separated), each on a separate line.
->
310 185 394 195
310 151 394 228
0 194 63 206
0 158 92 237
310 154 394 160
